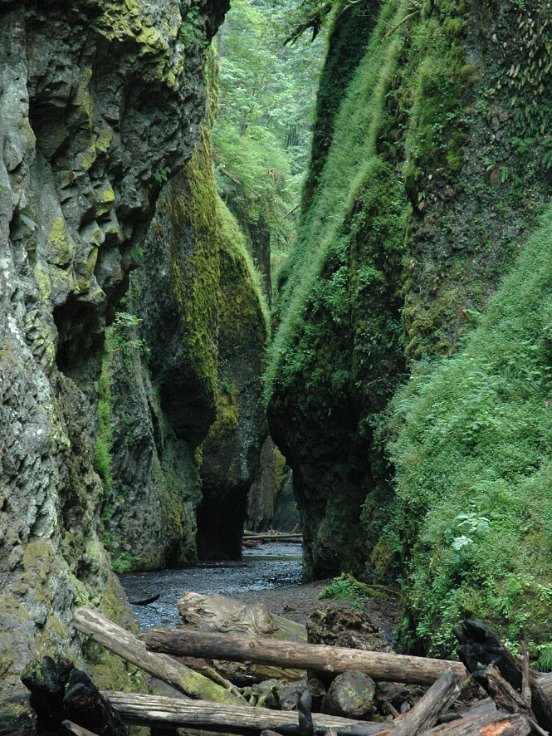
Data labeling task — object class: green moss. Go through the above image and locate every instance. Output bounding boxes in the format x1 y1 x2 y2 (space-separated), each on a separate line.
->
95 344 113 497
97 0 184 86
165 126 220 404
386 203 552 656
74 67 94 129
33 264 51 301
45 217 75 266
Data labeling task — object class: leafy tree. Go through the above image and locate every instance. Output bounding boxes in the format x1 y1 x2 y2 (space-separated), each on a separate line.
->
213 0 326 291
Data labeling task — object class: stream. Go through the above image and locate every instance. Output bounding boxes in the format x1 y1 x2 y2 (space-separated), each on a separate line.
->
119 542 303 630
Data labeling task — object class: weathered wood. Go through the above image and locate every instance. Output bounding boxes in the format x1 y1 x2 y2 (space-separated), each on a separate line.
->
73 607 244 705
63 668 127 736
128 594 161 606
63 721 100 736
428 711 533 736
324 672 376 718
177 593 306 684
455 620 552 731
391 671 461 736
145 628 468 686
177 593 307 642
478 665 535 720
242 534 302 544
103 691 387 735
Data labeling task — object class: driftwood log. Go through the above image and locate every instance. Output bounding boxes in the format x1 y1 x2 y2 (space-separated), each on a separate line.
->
73 607 244 704
427 710 533 736
323 672 376 718
176 593 306 684
391 671 461 736
103 691 386 735
145 628 468 686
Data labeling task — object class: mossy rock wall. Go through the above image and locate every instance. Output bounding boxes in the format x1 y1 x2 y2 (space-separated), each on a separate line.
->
0 0 228 697
267 0 551 586
102 126 268 568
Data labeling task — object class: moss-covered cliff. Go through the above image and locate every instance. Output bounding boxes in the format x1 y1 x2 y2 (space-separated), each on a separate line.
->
0 0 229 696
100 122 268 570
267 0 551 649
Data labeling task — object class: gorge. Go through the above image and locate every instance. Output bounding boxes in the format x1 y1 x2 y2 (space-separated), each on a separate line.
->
1 0 551 698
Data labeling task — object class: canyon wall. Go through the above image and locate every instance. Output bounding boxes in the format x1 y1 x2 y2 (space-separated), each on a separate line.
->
267 0 551 652
0 0 231 695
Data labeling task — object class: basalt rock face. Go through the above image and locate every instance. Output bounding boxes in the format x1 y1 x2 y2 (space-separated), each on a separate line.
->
101 128 268 568
267 0 551 582
0 0 228 695
197 206 268 560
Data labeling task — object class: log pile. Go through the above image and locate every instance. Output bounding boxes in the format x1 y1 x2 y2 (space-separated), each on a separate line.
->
4 608 552 736
242 530 302 548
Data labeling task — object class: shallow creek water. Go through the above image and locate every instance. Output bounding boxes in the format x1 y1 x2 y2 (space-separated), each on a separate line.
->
119 542 303 630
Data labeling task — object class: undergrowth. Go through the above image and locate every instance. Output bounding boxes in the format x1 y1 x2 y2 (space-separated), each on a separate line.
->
319 572 391 609
384 202 552 658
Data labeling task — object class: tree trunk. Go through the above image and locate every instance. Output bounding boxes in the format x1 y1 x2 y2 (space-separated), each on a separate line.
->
391 671 461 736
145 629 468 686
176 593 306 684
102 691 386 736
73 607 244 705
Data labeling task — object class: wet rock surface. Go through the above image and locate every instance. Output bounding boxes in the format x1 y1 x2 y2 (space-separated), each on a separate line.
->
0 0 228 696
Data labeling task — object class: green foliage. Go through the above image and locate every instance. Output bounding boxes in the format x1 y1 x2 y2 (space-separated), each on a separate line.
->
319 573 369 609
111 551 139 575
109 311 150 364
154 166 172 184
506 1 551 170
385 203 552 655
215 124 294 244
318 572 390 608
266 0 410 403
213 0 326 283
95 349 113 496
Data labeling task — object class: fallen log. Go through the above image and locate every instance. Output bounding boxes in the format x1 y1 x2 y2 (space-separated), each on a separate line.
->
103 691 386 735
242 535 302 544
177 593 306 684
73 607 244 704
323 672 376 718
63 721 100 736
177 593 306 642
145 629 469 686
391 671 461 736
427 711 533 736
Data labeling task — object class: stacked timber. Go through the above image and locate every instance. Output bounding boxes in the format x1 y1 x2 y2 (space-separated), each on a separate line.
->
5 608 552 736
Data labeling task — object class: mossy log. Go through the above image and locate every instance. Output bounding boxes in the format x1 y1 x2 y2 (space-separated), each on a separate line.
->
323 672 376 718
145 628 468 686
73 607 244 704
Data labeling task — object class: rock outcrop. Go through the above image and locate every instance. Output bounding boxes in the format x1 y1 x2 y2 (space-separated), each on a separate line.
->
0 0 228 696
100 125 268 568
